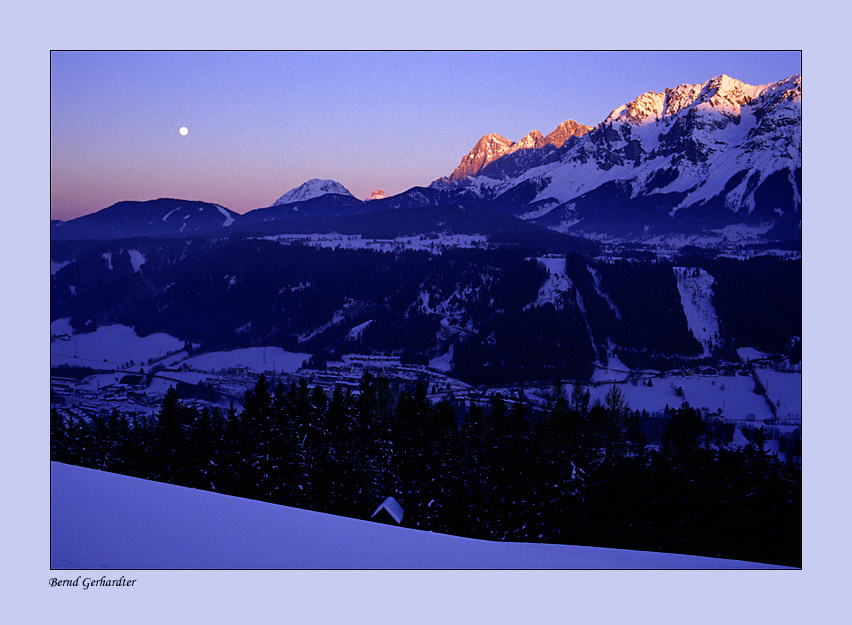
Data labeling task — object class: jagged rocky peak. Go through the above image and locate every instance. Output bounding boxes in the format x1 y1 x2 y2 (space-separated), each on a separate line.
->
515 129 546 150
449 120 591 181
273 178 354 205
605 91 666 125
755 74 802 110
449 134 514 181
473 133 514 153
543 120 591 147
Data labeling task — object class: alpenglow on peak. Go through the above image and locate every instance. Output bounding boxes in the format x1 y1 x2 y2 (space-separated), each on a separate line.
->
448 120 591 181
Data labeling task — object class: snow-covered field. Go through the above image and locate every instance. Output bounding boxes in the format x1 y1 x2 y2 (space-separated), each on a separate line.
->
737 347 767 362
50 321 311 376
429 344 455 372
676 375 771 419
755 367 802 420
50 323 184 368
577 372 789 421
179 347 311 374
590 352 631 383
50 462 784 569
50 317 74 338
75 373 124 391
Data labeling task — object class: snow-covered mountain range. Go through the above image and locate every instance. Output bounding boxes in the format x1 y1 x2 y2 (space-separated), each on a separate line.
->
432 74 801 240
51 73 801 244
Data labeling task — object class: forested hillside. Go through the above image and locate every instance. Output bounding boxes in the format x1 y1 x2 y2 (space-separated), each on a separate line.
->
51 239 801 385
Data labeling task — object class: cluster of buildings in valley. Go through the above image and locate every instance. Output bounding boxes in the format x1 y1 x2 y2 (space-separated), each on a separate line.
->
50 352 475 422
51 345 801 433
588 236 802 262
51 375 158 422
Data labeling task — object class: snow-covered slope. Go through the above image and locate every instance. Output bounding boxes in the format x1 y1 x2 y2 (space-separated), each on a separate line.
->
273 179 354 205
51 462 784 569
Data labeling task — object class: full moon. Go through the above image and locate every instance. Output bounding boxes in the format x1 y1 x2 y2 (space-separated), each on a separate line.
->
179 126 189 136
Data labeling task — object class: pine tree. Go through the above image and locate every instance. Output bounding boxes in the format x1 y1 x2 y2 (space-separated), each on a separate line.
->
50 407 68 463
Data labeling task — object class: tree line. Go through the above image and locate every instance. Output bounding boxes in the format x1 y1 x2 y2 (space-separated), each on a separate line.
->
51 373 800 567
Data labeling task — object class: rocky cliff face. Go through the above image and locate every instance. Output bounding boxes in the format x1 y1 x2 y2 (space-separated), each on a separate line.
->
543 120 591 148
449 133 515 181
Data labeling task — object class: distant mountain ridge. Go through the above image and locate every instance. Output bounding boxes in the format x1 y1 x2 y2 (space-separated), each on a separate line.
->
51 73 801 245
51 198 239 240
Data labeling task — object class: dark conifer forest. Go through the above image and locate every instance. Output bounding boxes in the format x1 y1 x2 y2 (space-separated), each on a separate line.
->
51 374 801 567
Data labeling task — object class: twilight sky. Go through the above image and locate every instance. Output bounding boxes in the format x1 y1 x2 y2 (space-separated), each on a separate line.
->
50 51 801 220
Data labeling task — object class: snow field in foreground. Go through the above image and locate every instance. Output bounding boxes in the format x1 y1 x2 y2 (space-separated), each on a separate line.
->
50 463 785 569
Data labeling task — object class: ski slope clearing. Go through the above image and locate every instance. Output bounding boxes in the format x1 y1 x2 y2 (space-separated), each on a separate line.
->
50 324 183 368
673 266 719 357
51 463 784 569
527 256 572 310
347 319 374 340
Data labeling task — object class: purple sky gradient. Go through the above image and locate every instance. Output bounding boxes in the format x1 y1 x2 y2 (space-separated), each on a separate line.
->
50 51 801 220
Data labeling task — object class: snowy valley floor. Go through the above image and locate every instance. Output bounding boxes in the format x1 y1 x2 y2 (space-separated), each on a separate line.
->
50 463 786 569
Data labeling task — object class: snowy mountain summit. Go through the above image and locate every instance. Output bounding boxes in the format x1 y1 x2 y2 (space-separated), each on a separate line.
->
273 179 354 205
